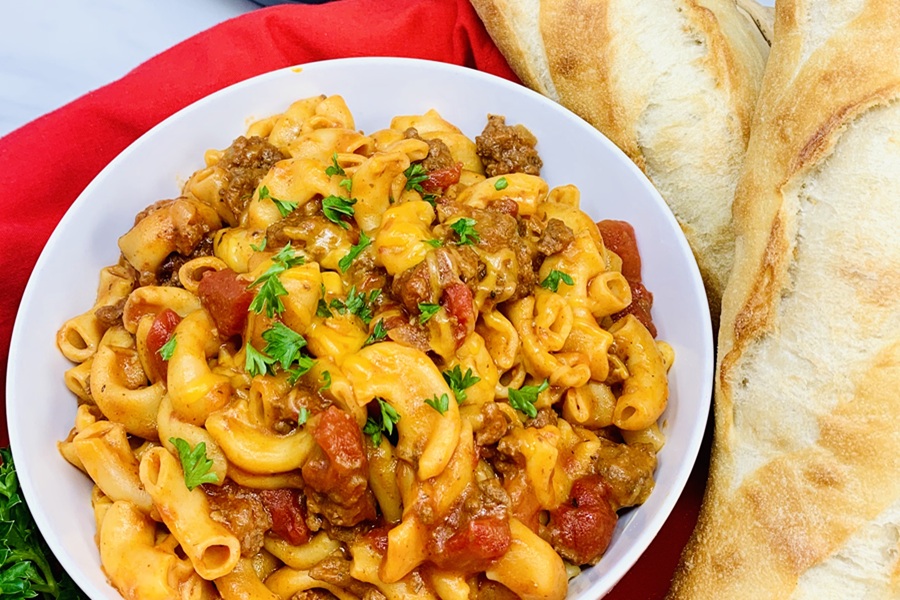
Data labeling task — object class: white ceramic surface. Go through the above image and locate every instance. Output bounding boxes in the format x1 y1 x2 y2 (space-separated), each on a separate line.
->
7 57 713 599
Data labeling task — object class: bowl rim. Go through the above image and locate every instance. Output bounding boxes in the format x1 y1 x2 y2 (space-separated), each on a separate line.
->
7 56 713 599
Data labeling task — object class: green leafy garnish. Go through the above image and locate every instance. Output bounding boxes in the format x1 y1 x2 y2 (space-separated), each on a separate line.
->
417 302 441 324
247 244 305 318
423 238 443 248
320 371 332 391
449 217 480 246
508 379 550 419
325 154 353 192
494 177 509 190
169 438 219 490
540 269 575 293
322 195 357 229
245 343 270 378
403 163 429 193
250 237 267 252
158 335 177 361
330 287 380 325
0 448 84 599
316 298 333 318
297 407 310 426
425 393 450 415
442 365 480 404
363 398 401 446
338 231 371 273
245 323 316 384
258 185 299 218
365 319 388 345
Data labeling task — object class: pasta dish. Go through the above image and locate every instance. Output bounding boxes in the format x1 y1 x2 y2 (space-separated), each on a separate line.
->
56 94 673 600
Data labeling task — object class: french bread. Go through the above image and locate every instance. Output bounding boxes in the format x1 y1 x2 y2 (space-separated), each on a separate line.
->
669 1 900 597
468 0 771 323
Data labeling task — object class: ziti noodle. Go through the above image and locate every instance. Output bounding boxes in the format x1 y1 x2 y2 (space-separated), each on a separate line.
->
56 94 673 600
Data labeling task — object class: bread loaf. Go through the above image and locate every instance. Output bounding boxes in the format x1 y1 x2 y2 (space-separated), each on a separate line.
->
469 0 771 323
669 1 900 597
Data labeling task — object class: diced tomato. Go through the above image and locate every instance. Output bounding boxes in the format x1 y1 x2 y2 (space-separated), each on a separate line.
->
422 162 462 193
197 268 254 338
441 282 475 347
429 515 512 572
546 475 618 565
259 488 310 546
596 219 642 282
145 308 181 384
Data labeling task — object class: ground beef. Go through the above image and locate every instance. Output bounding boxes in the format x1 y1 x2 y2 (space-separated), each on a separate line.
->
155 233 215 287
93 298 126 328
476 115 543 177
218 135 286 224
536 218 575 256
205 481 273 557
594 439 657 509
404 128 455 173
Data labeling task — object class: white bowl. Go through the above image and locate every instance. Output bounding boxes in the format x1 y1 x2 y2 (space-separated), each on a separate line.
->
7 57 713 599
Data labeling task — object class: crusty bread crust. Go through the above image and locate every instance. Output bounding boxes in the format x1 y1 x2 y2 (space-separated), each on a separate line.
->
669 1 900 597
469 0 770 324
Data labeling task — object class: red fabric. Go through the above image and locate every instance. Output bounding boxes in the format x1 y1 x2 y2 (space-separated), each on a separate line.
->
0 0 708 597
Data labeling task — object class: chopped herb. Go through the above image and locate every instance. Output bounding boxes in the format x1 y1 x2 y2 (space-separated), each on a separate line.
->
169 438 219 490
423 238 443 248
403 163 429 193
365 319 388 345
322 195 357 229
319 371 332 391
417 302 441 324
286 355 316 385
244 343 270 377
330 287 380 325
540 269 575 293
338 230 372 272
449 217 480 246
250 237 268 252
259 185 298 217
325 153 346 177
363 398 401 446
261 322 308 370
316 298 333 318
158 335 177 361
297 407 310 426
507 379 550 419
494 177 509 190
247 245 305 318
424 393 450 415
442 365 481 404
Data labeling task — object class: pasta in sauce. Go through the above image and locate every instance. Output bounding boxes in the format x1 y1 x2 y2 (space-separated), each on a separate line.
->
56 94 674 600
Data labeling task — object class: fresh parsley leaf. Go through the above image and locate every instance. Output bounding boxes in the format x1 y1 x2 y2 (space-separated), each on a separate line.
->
338 230 371 273
158 334 177 361
322 195 357 229
365 319 388 345
0 448 83 599
340 178 353 193
247 245 304 317
330 287 380 325
442 365 480 404
250 237 268 252
494 177 509 190
422 238 443 248
320 371 332 391
270 243 306 269
244 343 271 377
259 185 298 217
418 302 441 324
363 398 401 446
169 438 219 490
286 355 316 385
316 298 333 318
403 163 429 193
449 217 480 245
508 379 550 419
325 153 346 177
424 393 450 415
297 407 310 426
261 322 307 370
540 269 575 293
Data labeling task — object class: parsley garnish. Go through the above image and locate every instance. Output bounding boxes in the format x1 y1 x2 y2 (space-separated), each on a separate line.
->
244 343 271 377
250 237 267 252
442 365 480 404
325 154 353 193
449 217 480 245
508 379 549 419
330 287 380 325
363 398 400 446
244 323 315 384
259 185 299 218
418 302 441 324
322 195 356 229
540 269 575 293
0 448 82 598
247 244 305 318
365 319 388 345
423 238 443 248
320 371 332 391
158 335 177 361
403 163 429 193
338 230 371 273
424 393 450 415
494 177 509 190
316 298 333 318
169 438 219 490
297 407 310 426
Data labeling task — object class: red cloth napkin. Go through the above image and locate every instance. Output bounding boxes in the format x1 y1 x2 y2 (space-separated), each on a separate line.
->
0 0 707 597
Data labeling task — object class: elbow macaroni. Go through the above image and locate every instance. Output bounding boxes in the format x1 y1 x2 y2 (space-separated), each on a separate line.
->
55 94 675 599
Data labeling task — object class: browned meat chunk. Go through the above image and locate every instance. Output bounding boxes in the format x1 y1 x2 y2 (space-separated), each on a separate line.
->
218 135 286 224
536 218 575 256
476 115 542 177
205 481 273 556
594 439 657 509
